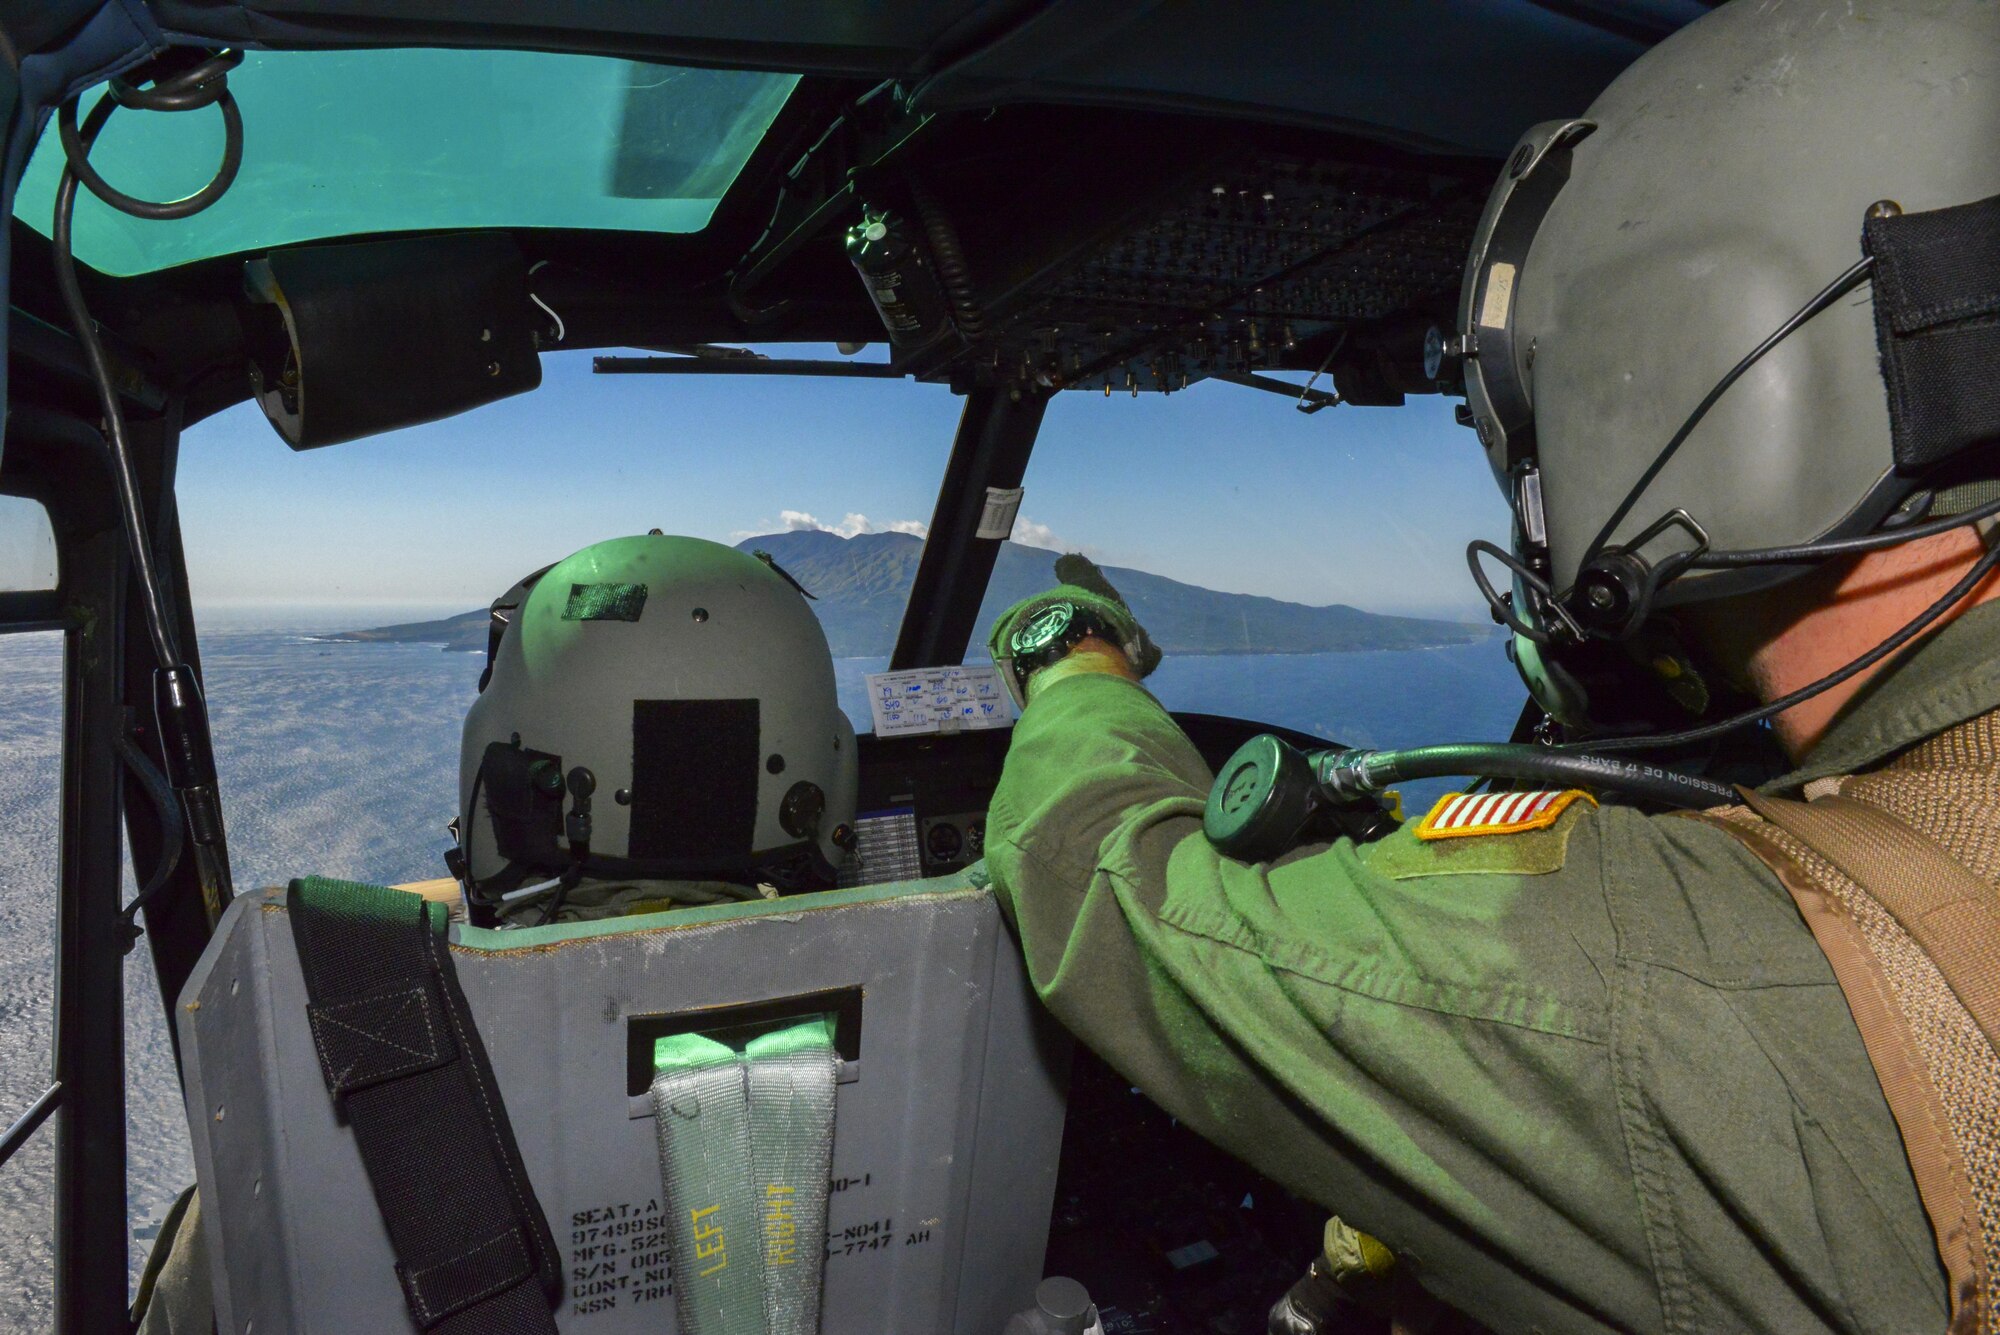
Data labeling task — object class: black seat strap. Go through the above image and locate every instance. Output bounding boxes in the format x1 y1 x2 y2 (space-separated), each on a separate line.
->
288 876 561 1333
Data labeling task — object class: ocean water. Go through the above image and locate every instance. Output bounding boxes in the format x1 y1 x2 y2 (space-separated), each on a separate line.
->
836 645 1524 811
0 621 1520 1325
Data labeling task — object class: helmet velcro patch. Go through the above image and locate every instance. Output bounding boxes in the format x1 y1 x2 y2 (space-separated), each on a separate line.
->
1415 789 1595 841
563 581 648 621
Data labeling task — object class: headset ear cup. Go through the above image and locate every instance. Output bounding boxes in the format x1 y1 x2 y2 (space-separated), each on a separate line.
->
1501 565 1592 728
1509 632 1590 728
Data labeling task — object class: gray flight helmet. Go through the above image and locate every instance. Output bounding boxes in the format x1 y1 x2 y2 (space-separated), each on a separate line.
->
457 534 857 894
1453 0 2000 669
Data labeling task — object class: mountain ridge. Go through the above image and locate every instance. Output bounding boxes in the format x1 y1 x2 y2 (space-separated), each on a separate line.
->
326 531 1494 658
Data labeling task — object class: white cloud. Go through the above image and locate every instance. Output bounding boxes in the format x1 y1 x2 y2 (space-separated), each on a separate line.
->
1011 514 1077 552
733 510 929 542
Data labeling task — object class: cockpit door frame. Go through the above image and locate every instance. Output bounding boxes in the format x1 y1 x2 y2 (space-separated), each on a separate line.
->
0 398 163 1332
5 288 206 1335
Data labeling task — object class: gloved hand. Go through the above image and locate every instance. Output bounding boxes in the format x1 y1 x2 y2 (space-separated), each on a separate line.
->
987 553 1162 679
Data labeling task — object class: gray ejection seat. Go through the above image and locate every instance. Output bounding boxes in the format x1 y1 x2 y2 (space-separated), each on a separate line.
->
177 868 1069 1334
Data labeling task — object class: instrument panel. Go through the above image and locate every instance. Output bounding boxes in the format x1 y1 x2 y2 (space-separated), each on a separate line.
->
849 727 1011 882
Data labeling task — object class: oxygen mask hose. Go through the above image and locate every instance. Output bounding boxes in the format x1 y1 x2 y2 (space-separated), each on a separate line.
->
51 49 247 923
1205 733 1734 863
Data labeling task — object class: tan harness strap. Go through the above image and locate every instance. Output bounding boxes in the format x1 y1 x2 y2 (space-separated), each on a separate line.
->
1708 810 1983 1333
1721 786 1994 1332
1737 789 2000 1052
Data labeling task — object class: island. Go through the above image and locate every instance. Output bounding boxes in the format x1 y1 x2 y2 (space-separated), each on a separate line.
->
325 531 1496 659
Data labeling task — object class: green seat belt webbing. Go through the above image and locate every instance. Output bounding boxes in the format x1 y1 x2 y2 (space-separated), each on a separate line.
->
653 1034 765 1335
746 1020 838 1335
651 1018 838 1335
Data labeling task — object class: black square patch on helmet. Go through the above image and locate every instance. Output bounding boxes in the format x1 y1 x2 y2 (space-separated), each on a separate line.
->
628 699 759 861
1864 192 2000 474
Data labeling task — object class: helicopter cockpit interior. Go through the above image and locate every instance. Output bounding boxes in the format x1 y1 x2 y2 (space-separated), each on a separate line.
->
0 4 1734 1331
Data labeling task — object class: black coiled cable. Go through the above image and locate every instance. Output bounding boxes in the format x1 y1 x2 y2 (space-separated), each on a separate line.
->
52 49 246 924
908 178 984 342
58 49 243 223
53 48 244 669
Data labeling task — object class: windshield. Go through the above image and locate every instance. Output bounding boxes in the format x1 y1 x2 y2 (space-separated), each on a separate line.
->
172 345 957 890
172 353 1520 890
13 49 798 276
971 386 1521 750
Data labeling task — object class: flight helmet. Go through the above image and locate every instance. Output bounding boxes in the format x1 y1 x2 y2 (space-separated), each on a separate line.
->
456 534 857 902
1446 0 2000 724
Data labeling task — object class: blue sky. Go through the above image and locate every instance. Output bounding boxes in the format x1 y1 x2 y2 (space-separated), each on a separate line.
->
175 346 1510 620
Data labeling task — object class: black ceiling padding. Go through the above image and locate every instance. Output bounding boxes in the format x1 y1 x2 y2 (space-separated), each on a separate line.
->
146 0 1706 153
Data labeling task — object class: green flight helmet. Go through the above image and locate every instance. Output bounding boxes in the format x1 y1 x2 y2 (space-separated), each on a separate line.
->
456 534 857 899
1450 0 2000 717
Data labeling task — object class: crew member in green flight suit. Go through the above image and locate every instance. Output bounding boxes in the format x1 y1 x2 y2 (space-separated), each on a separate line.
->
983 2 2000 1331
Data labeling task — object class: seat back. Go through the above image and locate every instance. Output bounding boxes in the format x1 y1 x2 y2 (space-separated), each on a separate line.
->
178 874 1068 1334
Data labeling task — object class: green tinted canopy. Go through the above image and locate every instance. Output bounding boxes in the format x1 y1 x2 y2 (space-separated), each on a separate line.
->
14 48 798 276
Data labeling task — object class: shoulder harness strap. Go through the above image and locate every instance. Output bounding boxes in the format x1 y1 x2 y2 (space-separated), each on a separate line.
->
1739 790 2000 1048
1702 789 1994 1333
288 876 562 1332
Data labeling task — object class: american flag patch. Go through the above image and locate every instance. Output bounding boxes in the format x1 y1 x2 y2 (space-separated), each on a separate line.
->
1413 789 1595 841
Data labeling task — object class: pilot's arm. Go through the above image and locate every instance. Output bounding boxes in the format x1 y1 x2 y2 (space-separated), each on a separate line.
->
982 562 1942 1335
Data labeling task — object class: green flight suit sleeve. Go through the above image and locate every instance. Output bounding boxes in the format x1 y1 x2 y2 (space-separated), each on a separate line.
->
986 671 1651 1326
983 671 1946 1335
